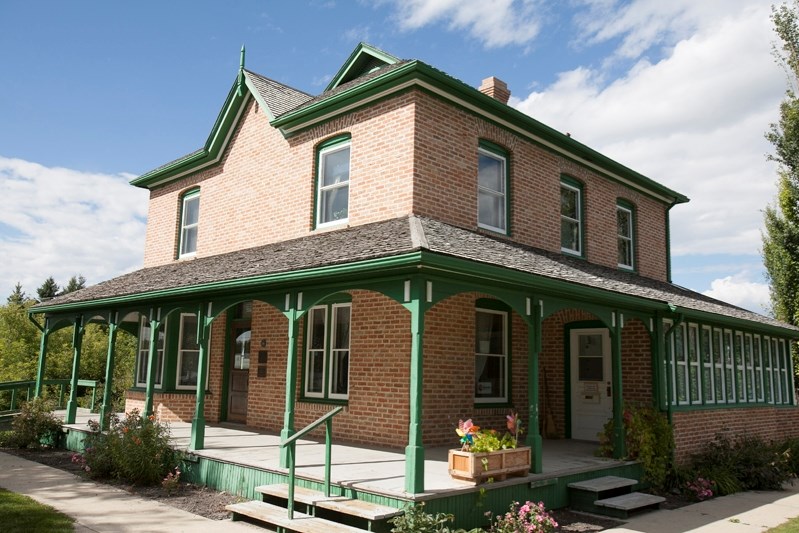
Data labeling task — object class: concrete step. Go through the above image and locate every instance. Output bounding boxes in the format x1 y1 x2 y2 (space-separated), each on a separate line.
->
227 500 367 533
568 475 639 514
256 484 402 521
568 475 638 494
594 491 665 519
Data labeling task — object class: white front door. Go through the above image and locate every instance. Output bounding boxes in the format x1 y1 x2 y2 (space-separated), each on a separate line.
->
570 328 613 441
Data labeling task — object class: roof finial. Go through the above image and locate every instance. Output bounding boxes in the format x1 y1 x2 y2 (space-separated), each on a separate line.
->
237 45 246 96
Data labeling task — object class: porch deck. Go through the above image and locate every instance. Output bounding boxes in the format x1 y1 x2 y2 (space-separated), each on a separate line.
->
61 409 629 501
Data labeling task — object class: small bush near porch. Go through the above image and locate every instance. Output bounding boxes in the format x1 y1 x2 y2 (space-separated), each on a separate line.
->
72 409 181 486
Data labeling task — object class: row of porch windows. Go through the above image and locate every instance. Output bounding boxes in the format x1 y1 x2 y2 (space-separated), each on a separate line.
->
665 320 796 406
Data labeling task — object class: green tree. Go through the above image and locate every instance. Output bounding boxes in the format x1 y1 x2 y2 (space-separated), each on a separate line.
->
35 276 59 301
765 1 799 377
7 282 27 305
61 275 86 294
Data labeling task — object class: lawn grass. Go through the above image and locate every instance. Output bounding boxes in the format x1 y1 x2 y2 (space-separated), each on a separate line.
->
0 488 74 532
769 516 799 532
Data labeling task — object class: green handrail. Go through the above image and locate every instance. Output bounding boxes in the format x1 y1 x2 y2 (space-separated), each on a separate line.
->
0 379 100 414
280 406 344 519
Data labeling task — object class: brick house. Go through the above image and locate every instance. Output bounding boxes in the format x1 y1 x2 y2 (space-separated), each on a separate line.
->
30 43 799 496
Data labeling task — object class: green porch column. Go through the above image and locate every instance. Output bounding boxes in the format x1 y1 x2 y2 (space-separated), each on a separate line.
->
65 316 85 424
279 304 299 467
611 312 625 458
190 304 212 450
405 290 425 494
143 309 161 417
99 313 118 431
34 322 50 397
525 303 543 473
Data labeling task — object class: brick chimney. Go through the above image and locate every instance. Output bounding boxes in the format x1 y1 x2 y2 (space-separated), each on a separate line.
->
479 76 510 104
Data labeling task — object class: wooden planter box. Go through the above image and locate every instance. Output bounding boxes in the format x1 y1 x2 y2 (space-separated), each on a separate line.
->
448 447 531 483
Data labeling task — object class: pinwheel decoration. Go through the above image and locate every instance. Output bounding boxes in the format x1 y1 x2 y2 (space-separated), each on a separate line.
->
456 418 480 451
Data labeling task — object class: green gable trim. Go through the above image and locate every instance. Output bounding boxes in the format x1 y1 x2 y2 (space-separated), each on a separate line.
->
325 42 400 92
273 61 688 206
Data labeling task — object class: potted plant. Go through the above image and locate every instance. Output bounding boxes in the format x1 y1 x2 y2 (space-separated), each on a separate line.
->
447 413 531 483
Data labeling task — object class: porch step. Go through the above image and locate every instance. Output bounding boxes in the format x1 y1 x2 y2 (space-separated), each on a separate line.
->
568 475 642 516
256 484 402 521
594 492 665 519
227 500 367 533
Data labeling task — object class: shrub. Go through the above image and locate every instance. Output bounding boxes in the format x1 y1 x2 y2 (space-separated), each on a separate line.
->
487 500 558 533
597 403 674 489
389 502 481 533
9 398 62 449
75 409 181 485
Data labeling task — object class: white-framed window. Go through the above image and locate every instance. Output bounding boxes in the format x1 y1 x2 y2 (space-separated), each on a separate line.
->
560 180 582 255
772 338 783 403
673 323 688 404
316 139 351 227
304 302 351 400
753 335 764 402
179 190 200 258
688 324 701 404
176 313 200 390
743 334 754 402
617 203 634 269
136 316 166 388
713 328 726 403
764 336 773 403
701 326 715 403
724 330 736 402
474 308 508 403
477 146 507 234
779 339 791 404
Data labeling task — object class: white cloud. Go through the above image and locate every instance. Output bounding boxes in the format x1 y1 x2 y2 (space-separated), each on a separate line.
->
0 156 148 300
703 272 771 314
387 0 543 48
514 2 784 258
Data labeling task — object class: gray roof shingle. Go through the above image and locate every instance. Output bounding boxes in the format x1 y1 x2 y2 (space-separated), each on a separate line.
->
243 70 313 117
33 217 795 333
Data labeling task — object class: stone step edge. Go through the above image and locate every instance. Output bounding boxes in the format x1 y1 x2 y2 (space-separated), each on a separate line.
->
227 500 368 533
255 484 403 520
594 492 666 511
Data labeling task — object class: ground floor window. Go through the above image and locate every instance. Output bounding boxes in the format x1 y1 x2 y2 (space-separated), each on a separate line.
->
304 301 351 401
474 304 508 403
176 313 200 389
136 316 165 388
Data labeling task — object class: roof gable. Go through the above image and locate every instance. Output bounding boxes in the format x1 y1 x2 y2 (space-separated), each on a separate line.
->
325 42 400 92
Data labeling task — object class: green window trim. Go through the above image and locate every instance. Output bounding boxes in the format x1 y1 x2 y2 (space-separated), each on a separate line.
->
560 175 584 257
477 140 510 235
474 298 511 404
616 199 635 271
178 188 200 259
314 134 352 229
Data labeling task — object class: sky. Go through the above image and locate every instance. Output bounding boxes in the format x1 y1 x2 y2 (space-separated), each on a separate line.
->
0 0 789 315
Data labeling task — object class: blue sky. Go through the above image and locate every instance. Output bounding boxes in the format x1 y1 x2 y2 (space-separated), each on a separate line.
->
0 0 785 314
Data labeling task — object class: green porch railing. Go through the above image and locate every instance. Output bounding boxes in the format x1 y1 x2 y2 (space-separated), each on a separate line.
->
0 379 100 416
279 406 344 519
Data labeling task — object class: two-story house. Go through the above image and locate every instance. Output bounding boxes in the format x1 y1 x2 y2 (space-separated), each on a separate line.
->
30 44 798 505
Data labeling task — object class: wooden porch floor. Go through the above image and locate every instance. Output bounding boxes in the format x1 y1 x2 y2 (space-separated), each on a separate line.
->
62 409 627 500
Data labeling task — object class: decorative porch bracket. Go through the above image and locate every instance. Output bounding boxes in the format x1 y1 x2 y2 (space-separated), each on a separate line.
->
143 308 162 417
610 311 625 458
525 300 543 473
190 303 213 450
279 295 301 468
65 315 85 424
99 312 119 431
404 279 426 494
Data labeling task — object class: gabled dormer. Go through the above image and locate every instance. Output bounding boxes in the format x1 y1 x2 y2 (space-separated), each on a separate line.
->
325 43 400 92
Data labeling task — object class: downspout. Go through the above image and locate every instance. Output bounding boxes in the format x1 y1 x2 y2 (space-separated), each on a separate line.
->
665 200 676 283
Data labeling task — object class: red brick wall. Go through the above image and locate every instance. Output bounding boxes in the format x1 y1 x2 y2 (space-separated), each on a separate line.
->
622 318 653 406
672 407 799 463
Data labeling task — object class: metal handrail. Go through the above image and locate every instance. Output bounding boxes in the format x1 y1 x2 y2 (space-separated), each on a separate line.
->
279 406 344 519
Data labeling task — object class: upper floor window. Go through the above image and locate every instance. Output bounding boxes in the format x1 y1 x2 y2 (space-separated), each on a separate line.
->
304 300 351 401
136 316 166 388
474 302 509 404
560 178 582 255
477 142 508 234
179 189 200 258
617 201 635 270
316 136 351 228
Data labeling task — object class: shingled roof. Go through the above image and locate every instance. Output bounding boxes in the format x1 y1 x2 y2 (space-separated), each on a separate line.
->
31 217 795 333
243 69 313 117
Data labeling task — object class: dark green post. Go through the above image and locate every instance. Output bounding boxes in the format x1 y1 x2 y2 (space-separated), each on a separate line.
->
143 309 161 417
280 299 299 468
405 281 425 494
99 312 119 431
34 321 50 397
525 302 543 473
611 312 625 458
65 315 85 424
190 304 211 450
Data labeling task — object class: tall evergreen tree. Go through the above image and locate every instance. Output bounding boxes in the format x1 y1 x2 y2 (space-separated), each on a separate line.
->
62 274 86 294
765 2 799 326
35 276 60 301
6 282 26 305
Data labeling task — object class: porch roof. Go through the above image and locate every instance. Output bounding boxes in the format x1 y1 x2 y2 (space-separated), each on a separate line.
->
30 216 796 334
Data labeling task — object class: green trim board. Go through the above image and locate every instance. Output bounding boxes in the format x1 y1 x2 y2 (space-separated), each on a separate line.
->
325 42 400 92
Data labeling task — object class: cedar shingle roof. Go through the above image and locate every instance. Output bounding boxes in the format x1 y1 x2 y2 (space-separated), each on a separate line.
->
243 70 312 117
32 217 795 333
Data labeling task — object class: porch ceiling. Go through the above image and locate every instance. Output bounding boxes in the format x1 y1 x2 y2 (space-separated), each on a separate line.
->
30 215 796 334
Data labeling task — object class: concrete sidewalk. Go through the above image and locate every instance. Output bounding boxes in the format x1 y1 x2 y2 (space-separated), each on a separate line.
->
604 481 799 533
0 451 261 532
